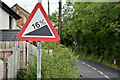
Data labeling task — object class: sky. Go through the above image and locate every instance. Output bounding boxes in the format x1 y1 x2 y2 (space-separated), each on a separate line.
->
2 0 66 14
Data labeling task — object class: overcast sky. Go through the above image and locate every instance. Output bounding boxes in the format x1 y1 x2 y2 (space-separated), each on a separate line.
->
2 0 66 14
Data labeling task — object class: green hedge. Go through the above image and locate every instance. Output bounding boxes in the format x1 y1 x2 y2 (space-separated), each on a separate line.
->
17 42 80 79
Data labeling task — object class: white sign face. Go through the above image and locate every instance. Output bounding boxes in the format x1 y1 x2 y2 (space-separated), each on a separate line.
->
22 8 55 38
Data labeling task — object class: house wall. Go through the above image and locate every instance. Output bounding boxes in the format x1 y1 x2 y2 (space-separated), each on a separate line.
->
0 8 2 29
0 7 17 29
0 8 9 29
16 7 30 28
17 10 25 27
11 18 17 29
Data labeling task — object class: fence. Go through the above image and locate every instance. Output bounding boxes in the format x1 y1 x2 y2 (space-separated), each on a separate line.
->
27 42 37 65
26 42 53 65
0 60 4 79
7 47 21 78
0 41 53 79
0 41 26 78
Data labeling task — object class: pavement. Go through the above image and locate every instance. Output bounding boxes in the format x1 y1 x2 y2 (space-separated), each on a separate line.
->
76 58 120 80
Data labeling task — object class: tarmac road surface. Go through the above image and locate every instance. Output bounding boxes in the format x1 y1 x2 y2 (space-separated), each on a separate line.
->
77 58 120 80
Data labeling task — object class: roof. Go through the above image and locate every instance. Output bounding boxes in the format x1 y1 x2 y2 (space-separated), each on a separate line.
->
0 1 21 19
12 4 30 15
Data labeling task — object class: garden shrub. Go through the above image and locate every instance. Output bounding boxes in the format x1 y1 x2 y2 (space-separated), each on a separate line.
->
20 42 80 79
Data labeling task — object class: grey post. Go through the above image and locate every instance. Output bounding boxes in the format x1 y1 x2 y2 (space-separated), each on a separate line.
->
37 1 42 80
37 41 41 79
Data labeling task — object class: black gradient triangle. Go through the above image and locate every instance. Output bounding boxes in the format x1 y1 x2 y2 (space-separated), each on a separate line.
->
25 25 53 36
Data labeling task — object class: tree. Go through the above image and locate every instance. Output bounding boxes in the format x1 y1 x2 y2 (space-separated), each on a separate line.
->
62 2 120 67
50 11 59 28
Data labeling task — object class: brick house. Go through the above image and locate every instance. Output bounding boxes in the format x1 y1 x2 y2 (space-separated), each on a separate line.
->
11 4 30 29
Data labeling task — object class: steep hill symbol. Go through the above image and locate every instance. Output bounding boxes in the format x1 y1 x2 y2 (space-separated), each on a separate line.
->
25 25 53 36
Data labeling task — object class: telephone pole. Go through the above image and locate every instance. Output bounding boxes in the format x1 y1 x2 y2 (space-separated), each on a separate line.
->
48 0 50 17
58 0 62 43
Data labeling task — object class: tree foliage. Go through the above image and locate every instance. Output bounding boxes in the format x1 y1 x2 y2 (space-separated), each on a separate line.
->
61 2 120 67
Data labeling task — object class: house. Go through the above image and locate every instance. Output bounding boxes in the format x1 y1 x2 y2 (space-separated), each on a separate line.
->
0 1 21 29
0 1 23 79
11 4 30 29
0 1 21 52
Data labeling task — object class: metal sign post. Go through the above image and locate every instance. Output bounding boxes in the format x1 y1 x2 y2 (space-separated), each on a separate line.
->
37 1 42 80
37 41 41 79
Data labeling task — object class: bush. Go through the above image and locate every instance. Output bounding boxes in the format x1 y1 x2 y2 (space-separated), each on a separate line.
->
17 70 26 80
21 42 80 79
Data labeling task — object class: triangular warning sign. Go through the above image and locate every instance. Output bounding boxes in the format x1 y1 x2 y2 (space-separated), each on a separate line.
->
16 3 60 41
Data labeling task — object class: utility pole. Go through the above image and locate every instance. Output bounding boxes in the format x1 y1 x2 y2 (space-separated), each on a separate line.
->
48 0 50 17
58 0 62 43
38 0 42 4
37 1 42 80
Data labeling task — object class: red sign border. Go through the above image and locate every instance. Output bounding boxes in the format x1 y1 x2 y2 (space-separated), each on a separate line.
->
16 3 60 41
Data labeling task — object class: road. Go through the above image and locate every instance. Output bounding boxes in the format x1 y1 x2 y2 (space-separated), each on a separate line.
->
76 58 120 80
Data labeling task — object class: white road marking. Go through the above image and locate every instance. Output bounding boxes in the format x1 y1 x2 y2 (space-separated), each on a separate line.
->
104 75 110 79
81 61 85 64
87 64 91 67
92 67 97 70
79 60 110 79
98 71 104 75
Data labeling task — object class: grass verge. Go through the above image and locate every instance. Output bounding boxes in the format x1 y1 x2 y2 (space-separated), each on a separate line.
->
78 53 120 70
